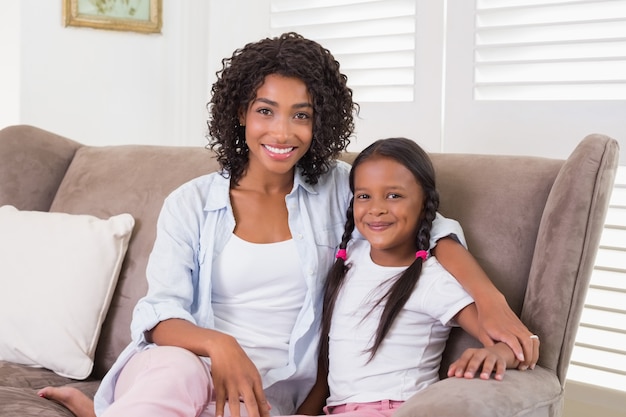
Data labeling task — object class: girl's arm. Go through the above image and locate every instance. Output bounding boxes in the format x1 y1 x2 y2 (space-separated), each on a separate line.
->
149 319 271 417
448 303 524 381
432 237 538 370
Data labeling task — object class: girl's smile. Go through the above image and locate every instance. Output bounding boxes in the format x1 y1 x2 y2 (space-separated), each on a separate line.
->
364 221 393 231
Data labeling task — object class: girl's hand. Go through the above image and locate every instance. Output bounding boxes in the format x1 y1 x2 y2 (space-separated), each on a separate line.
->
447 344 514 381
208 333 271 417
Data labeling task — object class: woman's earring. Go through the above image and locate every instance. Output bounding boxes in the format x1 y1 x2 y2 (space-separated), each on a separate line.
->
235 125 248 154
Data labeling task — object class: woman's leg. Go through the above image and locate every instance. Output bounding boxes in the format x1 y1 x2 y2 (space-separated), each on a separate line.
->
37 346 213 417
103 345 212 417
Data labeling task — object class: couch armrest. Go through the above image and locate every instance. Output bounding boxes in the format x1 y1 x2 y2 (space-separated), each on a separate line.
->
0 125 81 211
394 367 562 417
521 134 619 382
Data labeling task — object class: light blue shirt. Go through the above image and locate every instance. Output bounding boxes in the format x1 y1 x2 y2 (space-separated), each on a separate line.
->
94 160 465 415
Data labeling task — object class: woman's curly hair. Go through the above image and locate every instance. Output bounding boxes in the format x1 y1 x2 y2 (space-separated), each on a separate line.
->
207 32 358 185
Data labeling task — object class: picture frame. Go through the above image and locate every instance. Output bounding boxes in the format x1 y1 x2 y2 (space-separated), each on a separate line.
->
63 0 162 34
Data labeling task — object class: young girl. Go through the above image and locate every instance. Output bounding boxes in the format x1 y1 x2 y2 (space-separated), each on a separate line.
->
296 138 525 417
39 33 537 417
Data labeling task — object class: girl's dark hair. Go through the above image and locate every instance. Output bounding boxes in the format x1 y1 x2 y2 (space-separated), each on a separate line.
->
320 137 440 369
207 32 358 185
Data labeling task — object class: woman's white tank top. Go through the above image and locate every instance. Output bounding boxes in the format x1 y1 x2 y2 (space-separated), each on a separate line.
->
211 233 307 377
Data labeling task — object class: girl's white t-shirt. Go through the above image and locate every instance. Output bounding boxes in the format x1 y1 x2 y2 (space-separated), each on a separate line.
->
327 238 474 406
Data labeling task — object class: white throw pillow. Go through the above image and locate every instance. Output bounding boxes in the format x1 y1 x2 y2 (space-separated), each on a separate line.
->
0 205 134 379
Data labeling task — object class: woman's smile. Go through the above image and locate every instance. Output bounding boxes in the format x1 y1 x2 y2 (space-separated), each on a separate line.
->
263 144 297 158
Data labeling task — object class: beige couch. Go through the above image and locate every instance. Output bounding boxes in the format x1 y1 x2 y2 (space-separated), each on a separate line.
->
0 125 619 416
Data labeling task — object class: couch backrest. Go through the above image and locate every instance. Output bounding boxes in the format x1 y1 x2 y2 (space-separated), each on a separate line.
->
430 152 563 375
64 146 563 378
0 125 81 212
1 126 617 384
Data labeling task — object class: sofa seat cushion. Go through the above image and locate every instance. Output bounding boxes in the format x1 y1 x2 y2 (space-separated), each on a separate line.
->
0 361 78 389
0 363 99 417
395 366 563 417
0 386 76 417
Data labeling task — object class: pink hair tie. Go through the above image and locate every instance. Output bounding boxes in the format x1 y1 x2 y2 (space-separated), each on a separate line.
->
336 249 347 261
415 250 429 261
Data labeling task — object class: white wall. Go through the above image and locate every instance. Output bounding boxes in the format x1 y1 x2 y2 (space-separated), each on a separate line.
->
0 1 20 129
0 0 271 148
206 1 270 87
0 0 210 147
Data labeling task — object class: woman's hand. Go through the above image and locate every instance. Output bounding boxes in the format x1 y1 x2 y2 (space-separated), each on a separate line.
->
447 343 518 381
475 296 540 371
149 319 270 417
207 333 271 417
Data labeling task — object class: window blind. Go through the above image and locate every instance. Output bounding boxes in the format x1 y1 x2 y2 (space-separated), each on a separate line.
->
269 0 417 102
567 166 626 392
474 0 626 100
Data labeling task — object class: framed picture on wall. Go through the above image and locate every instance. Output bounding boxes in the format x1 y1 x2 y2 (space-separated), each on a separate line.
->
63 0 162 34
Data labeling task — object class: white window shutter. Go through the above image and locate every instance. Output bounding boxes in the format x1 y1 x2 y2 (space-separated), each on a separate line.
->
269 0 417 102
474 0 626 100
567 166 626 392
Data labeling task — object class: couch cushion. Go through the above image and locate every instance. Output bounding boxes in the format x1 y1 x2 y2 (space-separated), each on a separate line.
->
0 361 99 416
0 206 134 379
394 366 563 417
0 361 78 389
0 387 76 417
